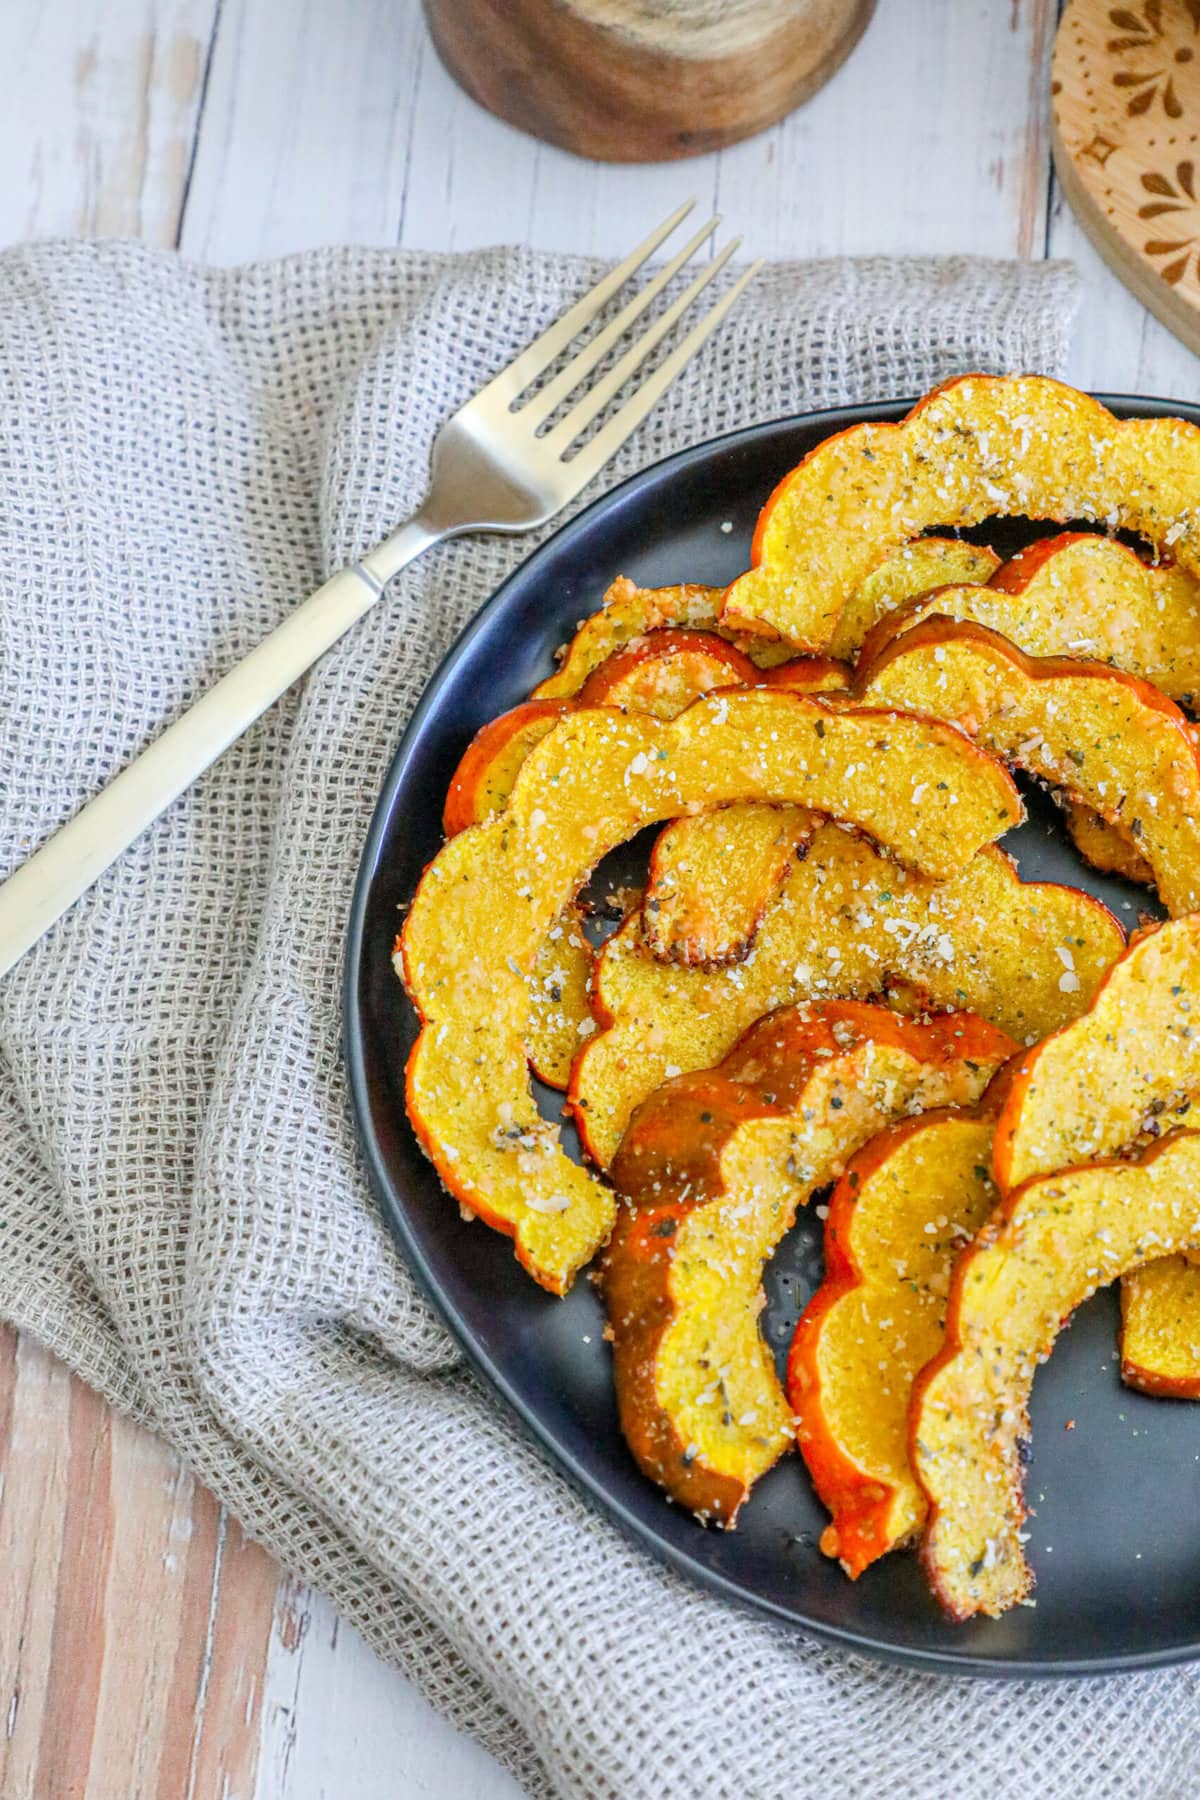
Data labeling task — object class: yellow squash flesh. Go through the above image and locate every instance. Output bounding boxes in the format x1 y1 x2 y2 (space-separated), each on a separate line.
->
526 910 595 1090
912 1132 1200 1620
1120 1255 1200 1398
723 376 1200 649
993 916 1200 1189
828 537 1000 661
902 531 1200 706
788 1110 998 1578
993 916 1200 1393
400 691 1021 1293
603 1004 1011 1526
642 802 815 966
570 822 1123 1168
859 618 1200 916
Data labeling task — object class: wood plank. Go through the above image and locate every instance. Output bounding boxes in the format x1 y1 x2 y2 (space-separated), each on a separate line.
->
0 1330 278 1800
182 0 1055 265
255 1581 525 1800
710 0 1056 264
178 0 427 262
0 0 217 247
1049 173 1200 398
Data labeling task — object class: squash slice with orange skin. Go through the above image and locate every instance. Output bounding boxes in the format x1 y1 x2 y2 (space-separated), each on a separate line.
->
989 532 1200 706
1120 1256 1200 1398
911 1131 1200 1621
533 579 796 700
757 657 851 694
442 700 567 838
722 375 1200 649
641 803 816 967
575 628 760 714
400 691 1020 1293
601 1002 1013 1526
1063 800 1153 888
993 916 1200 1191
441 699 593 1089
453 637 851 834
448 628 759 1078
992 915 1200 1395
827 537 1001 661
857 618 1200 916
534 544 999 701
788 1107 1001 1579
571 822 1122 1169
858 532 1200 705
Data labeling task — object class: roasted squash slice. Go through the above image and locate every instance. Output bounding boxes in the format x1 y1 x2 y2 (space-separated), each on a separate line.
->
526 910 596 1090
602 1002 1013 1526
990 532 1200 706
1063 800 1153 888
858 617 1200 916
534 579 795 700
443 699 567 837
722 376 1200 649
401 692 1020 1293
441 701 594 1088
535 544 1003 700
575 628 760 715
788 1107 999 1578
1120 1255 1200 1398
828 537 1000 661
454 639 852 832
571 821 1123 1168
642 803 815 966
992 915 1200 1394
911 1130 1200 1620
993 915 1200 1190
859 531 1200 705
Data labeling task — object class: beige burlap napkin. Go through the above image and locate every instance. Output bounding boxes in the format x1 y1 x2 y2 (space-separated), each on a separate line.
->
4 239 1194 1800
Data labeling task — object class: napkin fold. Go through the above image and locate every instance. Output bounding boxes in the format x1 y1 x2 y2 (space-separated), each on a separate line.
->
4 240 1191 1800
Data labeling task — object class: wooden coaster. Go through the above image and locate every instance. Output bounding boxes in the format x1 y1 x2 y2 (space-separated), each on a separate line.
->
1053 0 1200 355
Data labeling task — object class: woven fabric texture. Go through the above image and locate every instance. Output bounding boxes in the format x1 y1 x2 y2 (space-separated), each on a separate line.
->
3 240 1192 1800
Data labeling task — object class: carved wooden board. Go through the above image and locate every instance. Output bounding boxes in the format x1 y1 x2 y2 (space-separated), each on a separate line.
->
1053 0 1200 356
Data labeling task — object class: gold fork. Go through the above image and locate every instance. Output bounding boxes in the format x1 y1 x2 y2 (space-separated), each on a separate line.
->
0 204 759 975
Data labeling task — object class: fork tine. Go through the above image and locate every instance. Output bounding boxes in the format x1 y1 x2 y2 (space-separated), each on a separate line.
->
541 236 743 454
517 214 720 430
477 201 696 410
562 260 764 491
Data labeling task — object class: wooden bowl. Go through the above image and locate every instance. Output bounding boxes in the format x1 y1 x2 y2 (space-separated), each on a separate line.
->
423 0 877 163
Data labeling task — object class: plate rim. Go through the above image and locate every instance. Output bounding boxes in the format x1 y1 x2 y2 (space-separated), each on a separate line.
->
344 391 1200 1679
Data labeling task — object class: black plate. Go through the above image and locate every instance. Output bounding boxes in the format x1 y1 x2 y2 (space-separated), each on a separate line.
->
345 396 1200 1676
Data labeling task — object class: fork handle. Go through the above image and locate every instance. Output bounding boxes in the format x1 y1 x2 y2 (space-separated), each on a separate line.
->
0 517 442 978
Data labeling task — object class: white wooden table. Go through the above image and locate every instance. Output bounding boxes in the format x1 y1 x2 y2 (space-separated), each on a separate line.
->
0 3 1196 1796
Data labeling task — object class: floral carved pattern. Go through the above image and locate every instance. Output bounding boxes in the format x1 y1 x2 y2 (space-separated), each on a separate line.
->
1138 160 1200 282
1054 0 1200 341
1107 2 1200 116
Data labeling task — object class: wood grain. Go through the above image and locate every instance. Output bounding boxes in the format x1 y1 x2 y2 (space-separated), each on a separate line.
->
255 1582 526 1800
423 0 876 162
0 1331 278 1800
0 0 217 247
1053 0 1200 357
